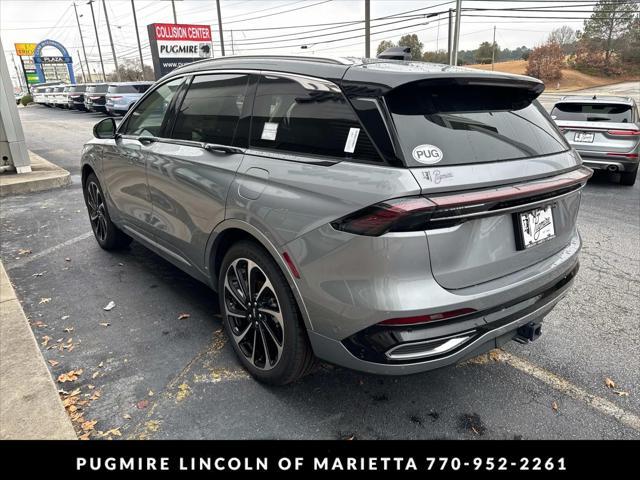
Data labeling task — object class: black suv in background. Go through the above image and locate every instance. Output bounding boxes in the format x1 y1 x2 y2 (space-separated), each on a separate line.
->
84 84 109 113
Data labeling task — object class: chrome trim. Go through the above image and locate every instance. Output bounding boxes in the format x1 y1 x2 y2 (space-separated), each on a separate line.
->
432 184 584 223
385 332 475 361
581 159 628 171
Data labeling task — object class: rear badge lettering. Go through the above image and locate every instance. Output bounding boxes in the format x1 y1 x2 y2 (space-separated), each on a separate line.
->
412 144 443 164
422 169 453 185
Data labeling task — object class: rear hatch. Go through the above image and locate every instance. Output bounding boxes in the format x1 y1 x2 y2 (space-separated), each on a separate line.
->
385 77 587 290
551 101 639 158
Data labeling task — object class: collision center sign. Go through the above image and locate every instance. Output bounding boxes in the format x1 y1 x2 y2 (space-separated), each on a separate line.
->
148 23 213 79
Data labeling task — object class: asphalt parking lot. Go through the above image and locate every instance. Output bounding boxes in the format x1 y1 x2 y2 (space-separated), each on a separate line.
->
1 86 639 440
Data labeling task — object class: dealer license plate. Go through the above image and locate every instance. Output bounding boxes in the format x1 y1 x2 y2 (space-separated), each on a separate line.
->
517 205 556 249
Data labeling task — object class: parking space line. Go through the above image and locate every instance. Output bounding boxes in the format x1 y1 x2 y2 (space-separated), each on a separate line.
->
6 231 93 270
496 350 640 432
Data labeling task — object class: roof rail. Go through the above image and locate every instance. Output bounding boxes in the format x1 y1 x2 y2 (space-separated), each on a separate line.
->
175 54 355 69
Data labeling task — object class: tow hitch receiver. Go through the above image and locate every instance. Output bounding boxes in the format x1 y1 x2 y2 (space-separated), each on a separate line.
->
515 322 543 344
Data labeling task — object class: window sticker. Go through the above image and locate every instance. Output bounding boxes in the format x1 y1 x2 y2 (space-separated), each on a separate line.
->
344 127 360 153
412 144 443 164
261 122 278 141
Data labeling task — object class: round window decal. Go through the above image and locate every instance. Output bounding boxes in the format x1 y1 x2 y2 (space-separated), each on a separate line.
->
412 144 443 165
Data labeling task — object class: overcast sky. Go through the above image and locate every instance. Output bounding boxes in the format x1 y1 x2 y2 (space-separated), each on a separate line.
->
1 0 603 84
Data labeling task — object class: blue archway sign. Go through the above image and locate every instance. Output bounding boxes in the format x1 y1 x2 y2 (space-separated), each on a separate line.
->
33 39 75 83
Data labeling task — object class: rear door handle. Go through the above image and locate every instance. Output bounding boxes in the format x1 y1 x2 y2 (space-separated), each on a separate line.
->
204 143 244 155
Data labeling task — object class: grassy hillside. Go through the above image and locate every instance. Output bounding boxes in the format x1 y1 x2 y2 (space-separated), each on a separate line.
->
467 59 638 91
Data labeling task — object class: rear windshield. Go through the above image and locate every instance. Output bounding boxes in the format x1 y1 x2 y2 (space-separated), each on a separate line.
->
108 84 151 94
87 84 108 93
551 102 632 122
387 82 569 166
69 85 86 92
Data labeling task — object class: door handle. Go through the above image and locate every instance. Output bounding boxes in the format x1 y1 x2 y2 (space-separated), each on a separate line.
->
204 143 244 155
138 136 157 146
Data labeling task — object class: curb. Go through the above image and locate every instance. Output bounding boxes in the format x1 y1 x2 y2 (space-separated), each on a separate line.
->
0 261 76 439
0 151 71 197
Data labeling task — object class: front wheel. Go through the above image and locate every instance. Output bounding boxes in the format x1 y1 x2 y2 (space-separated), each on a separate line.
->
218 241 315 385
83 173 132 250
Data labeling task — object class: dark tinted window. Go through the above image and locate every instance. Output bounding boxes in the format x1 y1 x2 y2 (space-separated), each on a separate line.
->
551 102 633 122
250 75 381 162
69 85 86 92
387 82 568 166
108 84 152 94
87 84 108 94
122 77 184 137
172 74 248 145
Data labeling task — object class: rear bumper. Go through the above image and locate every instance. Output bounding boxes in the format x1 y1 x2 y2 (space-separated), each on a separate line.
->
310 260 578 375
580 157 638 172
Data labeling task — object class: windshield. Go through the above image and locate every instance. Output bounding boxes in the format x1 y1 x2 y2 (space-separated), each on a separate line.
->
387 82 569 166
551 102 633 123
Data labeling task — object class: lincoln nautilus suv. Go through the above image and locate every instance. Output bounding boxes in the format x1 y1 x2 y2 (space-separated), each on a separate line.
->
82 55 590 385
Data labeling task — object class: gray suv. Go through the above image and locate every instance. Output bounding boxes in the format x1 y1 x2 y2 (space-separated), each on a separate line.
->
82 56 590 385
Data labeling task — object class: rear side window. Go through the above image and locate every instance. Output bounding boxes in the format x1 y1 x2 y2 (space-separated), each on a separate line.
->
387 82 569 166
172 74 248 145
250 75 381 162
551 102 633 123
87 84 108 93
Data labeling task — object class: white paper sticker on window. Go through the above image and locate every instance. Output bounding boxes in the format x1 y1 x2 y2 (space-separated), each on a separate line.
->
344 127 360 153
261 122 278 141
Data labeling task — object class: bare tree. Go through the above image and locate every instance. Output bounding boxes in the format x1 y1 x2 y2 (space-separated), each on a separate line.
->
548 26 577 53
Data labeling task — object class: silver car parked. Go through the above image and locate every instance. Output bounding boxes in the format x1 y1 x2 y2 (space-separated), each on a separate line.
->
82 56 590 385
105 81 153 116
551 95 639 185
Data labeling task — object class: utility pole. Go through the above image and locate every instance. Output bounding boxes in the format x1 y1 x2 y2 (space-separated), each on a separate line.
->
216 0 225 56
452 0 462 66
171 0 177 23
11 53 26 92
73 2 92 82
102 0 120 81
448 8 453 65
491 25 496 71
230 30 235 55
77 49 87 81
364 0 370 58
131 0 146 79
87 0 107 81
102 0 122 82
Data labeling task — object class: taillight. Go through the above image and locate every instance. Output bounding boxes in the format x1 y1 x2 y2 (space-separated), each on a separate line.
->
379 308 476 326
281 251 300 279
607 129 640 136
109 96 123 100
331 196 435 236
606 152 639 158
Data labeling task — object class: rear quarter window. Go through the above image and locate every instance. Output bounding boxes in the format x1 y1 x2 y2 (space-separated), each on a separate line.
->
387 82 569 166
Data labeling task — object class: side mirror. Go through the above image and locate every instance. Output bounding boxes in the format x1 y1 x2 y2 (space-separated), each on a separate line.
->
93 117 116 139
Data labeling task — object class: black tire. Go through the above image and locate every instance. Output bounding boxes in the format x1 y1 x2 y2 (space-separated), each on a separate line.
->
83 173 132 250
218 240 315 385
620 169 637 186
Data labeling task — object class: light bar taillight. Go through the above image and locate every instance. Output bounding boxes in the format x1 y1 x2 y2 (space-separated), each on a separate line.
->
109 96 123 100
379 308 477 326
606 152 639 158
607 129 640 136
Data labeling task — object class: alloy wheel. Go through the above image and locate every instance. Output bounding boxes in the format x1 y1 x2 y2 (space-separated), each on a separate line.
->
223 258 284 370
86 181 108 243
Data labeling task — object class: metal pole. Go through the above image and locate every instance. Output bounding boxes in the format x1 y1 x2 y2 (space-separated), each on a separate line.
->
216 0 225 56
491 25 496 71
171 0 177 23
77 49 86 81
87 0 107 81
231 30 235 55
448 8 453 64
131 0 146 79
452 0 462 66
73 2 93 82
11 53 26 92
102 0 120 81
365 0 370 58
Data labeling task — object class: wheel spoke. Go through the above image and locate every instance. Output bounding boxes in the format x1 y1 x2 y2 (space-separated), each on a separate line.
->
224 276 246 310
249 328 257 365
231 261 249 302
255 277 275 303
258 307 283 328
261 319 283 352
258 324 272 367
233 322 253 343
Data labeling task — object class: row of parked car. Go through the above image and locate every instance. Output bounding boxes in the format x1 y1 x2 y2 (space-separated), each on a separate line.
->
31 81 153 116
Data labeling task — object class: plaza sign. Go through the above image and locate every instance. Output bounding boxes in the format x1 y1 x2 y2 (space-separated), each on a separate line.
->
147 23 213 79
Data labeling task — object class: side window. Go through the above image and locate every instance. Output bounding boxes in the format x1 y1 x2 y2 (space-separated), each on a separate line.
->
122 77 184 137
171 74 249 145
250 75 381 162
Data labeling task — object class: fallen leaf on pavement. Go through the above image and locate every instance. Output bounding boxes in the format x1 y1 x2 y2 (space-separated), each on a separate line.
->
102 428 122 437
17 248 32 255
99 322 110 327
78 432 91 440
178 313 190 320
65 257 71 262
63 327 74 333
123 414 132 420
48 359 59 367
41 336 52 347
57 369 83 383
61 315 70 321
98 361 104 368
90 390 101 401
92 371 100 379
39 298 51 304
613 390 629 397
32 272 45 277
136 399 149 409
32 320 47 328
148 390 154 396
81 420 97 432
103 301 116 311
605 377 616 389
552 401 559 412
